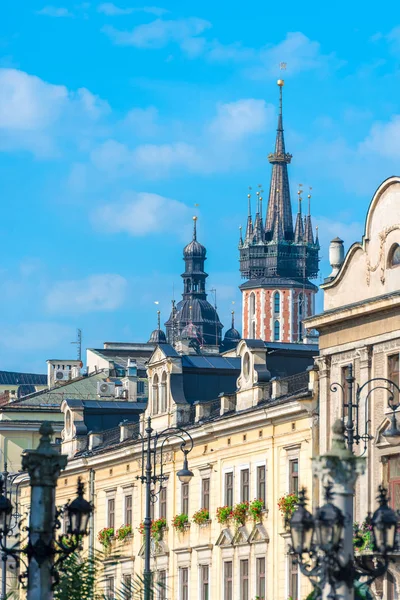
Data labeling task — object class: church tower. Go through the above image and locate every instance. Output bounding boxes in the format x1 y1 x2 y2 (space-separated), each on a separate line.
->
239 80 319 342
165 216 223 347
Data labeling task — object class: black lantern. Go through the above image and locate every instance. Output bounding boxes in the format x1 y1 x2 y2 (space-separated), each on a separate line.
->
382 412 400 446
371 486 398 554
290 488 314 555
66 478 92 536
176 451 194 484
0 478 12 535
314 497 344 553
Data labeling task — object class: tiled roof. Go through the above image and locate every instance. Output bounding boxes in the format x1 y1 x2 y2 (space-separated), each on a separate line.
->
0 371 47 386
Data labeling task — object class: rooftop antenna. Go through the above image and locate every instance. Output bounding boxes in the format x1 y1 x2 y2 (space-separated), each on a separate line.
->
71 328 82 362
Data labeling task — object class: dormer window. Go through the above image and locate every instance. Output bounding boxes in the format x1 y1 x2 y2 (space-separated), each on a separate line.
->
160 372 167 413
388 243 400 268
153 374 159 414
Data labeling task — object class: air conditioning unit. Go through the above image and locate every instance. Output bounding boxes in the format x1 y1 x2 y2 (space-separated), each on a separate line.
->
115 387 126 399
54 370 70 382
97 382 115 397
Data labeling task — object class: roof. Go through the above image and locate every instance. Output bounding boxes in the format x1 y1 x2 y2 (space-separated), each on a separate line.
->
88 348 150 374
181 355 241 371
6 372 107 408
0 371 47 386
240 278 318 291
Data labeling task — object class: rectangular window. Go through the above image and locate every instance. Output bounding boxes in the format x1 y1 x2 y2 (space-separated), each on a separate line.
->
256 557 266 600
105 576 115 600
257 465 266 508
200 565 209 600
240 559 249 600
137 380 145 395
289 555 299 600
240 469 249 502
289 459 299 495
341 365 350 413
180 567 189 600
182 483 189 515
388 354 400 404
122 574 131 600
225 472 233 506
388 455 400 510
107 498 115 529
125 495 132 525
160 486 167 519
158 570 166 600
202 478 210 511
224 561 233 600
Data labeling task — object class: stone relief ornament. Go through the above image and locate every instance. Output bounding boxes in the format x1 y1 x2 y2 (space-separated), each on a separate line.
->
366 224 400 285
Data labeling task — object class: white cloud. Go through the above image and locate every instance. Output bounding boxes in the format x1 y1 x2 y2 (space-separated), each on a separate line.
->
46 274 127 313
208 99 273 141
97 3 167 16
0 322 74 351
133 142 202 174
121 106 160 136
92 191 191 237
37 6 73 17
0 69 109 156
359 115 400 159
102 17 211 55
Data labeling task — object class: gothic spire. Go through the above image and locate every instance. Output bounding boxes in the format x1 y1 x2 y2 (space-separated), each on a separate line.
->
304 190 315 244
265 80 294 242
294 189 304 243
244 190 253 243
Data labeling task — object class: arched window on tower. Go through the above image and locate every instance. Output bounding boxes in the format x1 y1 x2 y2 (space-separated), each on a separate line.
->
249 292 256 339
388 243 400 268
160 372 167 413
251 321 256 338
274 320 280 341
273 291 280 315
298 293 304 341
153 374 159 415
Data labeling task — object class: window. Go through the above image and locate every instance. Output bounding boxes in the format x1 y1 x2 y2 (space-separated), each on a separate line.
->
256 558 266 600
243 353 250 379
224 561 233 600
225 472 233 506
240 469 249 502
240 560 249 600
249 293 256 339
182 483 189 515
289 555 299 600
274 320 280 341
200 565 209 600
125 495 132 525
389 243 400 268
257 465 266 508
122 574 132 600
160 372 167 412
180 567 189 600
158 570 166 600
105 576 115 600
298 293 303 340
202 478 210 511
388 456 400 510
153 374 159 414
388 354 400 405
137 380 145 395
107 498 115 529
250 292 255 317
289 459 299 495
160 486 167 519
251 321 256 338
274 291 280 315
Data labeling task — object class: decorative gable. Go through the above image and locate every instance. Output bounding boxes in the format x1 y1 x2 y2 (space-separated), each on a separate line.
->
232 526 250 545
216 528 233 547
138 539 169 557
248 523 269 544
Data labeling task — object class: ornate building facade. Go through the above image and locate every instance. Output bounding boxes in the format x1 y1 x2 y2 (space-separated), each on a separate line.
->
239 80 319 343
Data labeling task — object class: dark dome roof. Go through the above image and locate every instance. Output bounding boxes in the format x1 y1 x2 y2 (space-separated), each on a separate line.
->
148 329 167 343
183 239 206 259
224 327 241 342
181 322 201 339
177 299 222 327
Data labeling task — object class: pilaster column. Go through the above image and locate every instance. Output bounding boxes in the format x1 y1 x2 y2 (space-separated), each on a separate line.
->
22 422 68 600
355 346 372 518
315 356 331 455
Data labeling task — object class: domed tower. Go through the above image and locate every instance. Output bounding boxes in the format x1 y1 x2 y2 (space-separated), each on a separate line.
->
239 80 319 342
165 217 223 347
222 310 241 351
148 310 167 344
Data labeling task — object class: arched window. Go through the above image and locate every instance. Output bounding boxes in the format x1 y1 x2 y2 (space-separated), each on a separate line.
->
251 321 256 338
273 291 280 315
249 292 256 339
250 293 255 317
388 243 400 268
298 293 303 341
160 372 167 413
274 320 280 341
153 374 159 415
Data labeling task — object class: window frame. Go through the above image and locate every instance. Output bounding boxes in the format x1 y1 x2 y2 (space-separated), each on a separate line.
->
256 464 266 508
200 564 209 600
107 497 115 530
289 458 299 496
160 485 167 519
274 319 280 341
273 291 280 315
224 471 234 507
157 570 167 600
256 557 266 600
181 482 189 515
239 559 249 600
180 567 189 600
124 494 132 526
240 468 250 503
223 561 233 600
201 477 210 511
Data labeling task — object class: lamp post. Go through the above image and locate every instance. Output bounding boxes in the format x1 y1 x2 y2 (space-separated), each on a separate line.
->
137 416 194 600
0 464 24 600
331 364 400 453
289 420 398 600
0 423 92 599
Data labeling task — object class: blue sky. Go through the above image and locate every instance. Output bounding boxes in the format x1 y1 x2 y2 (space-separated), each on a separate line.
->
1 1 400 372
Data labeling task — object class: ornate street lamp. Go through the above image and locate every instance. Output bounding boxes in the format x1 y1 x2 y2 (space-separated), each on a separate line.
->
136 416 194 600
331 364 400 453
313 488 344 554
290 489 314 555
65 478 92 537
371 486 398 554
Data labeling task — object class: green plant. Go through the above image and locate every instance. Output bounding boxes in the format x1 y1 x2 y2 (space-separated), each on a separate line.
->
193 508 210 525
277 493 299 520
249 498 264 522
232 501 249 526
116 524 132 542
353 519 374 553
138 518 167 541
97 527 114 549
53 550 101 600
172 513 189 532
216 505 233 524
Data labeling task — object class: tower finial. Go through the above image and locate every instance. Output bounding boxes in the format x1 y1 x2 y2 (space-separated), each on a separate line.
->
231 310 235 329
192 215 197 241
277 79 284 118
308 187 312 216
157 310 161 330
248 186 252 217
